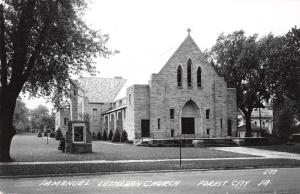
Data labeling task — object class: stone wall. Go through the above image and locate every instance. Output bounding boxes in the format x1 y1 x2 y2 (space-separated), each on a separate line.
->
227 88 238 136
125 86 135 140
132 85 150 138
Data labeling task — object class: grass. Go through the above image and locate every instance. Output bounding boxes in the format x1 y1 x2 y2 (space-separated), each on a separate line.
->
10 133 258 162
252 144 300 154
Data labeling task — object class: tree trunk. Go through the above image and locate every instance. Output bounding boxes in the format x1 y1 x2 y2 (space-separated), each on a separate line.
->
0 91 17 162
245 113 252 137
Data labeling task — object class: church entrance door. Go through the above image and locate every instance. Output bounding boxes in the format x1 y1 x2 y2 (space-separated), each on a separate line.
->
181 100 200 135
181 117 195 134
141 119 150 137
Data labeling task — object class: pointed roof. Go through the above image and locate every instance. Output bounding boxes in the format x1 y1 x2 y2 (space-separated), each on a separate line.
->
158 30 205 74
77 77 126 103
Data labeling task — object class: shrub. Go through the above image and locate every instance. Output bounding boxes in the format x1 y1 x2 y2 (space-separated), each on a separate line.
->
120 130 128 142
108 130 113 141
49 131 56 138
92 132 97 140
58 137 65 152
56 128 63 140
112 130 121 142
102 130 107 141
97 132 102 140
37 131 42 137
44 131 48 137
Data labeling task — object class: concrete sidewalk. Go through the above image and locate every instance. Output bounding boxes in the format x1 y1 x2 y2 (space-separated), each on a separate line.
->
213 147 300 160
1 157 300 178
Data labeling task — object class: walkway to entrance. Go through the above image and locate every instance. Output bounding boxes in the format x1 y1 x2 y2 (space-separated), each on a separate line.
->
213 147 300 160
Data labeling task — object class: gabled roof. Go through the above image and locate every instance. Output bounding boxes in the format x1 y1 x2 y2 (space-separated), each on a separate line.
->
113 79 135 101
77 77 126 103
159 34 203 74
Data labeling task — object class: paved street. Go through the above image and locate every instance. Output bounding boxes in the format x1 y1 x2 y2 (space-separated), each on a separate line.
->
1 167 299 194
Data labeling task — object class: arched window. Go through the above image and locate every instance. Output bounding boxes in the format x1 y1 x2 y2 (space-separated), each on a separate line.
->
187 59 192 87
197 66 202 87
177 66 182 87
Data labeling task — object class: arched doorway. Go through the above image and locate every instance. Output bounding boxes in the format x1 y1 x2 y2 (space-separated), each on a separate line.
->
181 100 200 134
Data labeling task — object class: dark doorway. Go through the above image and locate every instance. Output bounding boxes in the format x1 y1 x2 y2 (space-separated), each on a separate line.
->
181 117 195 134
141 119 150 137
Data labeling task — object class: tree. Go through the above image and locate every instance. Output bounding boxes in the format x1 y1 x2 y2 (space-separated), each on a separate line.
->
13 98 31 132
207 30 270 137
0 0 115 161
30 105 53 131
264 27 300 137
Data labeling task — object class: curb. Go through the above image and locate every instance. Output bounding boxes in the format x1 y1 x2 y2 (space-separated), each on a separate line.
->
1 157 300 178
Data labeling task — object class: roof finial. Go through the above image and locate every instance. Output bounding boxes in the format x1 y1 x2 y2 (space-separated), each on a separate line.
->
187 28 191 36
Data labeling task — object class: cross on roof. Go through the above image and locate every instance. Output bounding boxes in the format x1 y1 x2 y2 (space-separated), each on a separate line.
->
187 28 191 35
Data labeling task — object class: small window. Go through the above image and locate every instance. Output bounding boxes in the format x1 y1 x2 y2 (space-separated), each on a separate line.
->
105 115 108 123
117 111 122 120
170 109 175 119
171 129 174 137
93 109 97 121
177 66 182 87
129 94 132 105
197 66 202 87
64 118 68 126
124 109 126 119
158 118 160 129
206 128 210 136
110 114 115 122
206 109 210 119
187 59 192 87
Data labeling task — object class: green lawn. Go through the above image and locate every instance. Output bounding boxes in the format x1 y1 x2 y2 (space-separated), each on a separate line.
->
10 134 257 162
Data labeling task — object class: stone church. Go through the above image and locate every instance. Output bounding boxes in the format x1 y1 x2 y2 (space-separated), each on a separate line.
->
56 30 237 141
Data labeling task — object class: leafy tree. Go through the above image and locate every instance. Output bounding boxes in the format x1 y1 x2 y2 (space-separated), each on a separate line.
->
55 128 63 140
0 0 114 161
102 130 107 141
120 130 128 142
264 27 300 137
13 98 31 132
112 130 120 142
207 30 270 137
30 105 51 130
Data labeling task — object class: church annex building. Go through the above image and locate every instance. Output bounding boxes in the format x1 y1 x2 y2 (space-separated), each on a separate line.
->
55 31 238 141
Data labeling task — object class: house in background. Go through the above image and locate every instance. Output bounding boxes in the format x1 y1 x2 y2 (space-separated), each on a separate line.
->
237 107 273 137
56 30 238 141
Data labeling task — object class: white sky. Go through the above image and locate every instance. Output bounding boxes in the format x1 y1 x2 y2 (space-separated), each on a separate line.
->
22 0 300 110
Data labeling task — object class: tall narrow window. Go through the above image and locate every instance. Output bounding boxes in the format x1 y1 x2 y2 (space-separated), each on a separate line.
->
187 59 192 87
197 66 202 87
158 118 160 129
206 109 210 119
170 109 175 119
228 119 232 136
220 119 223 129
129 94 132 105
177 66 182 87
93 109 97 121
